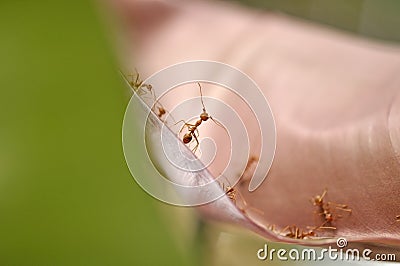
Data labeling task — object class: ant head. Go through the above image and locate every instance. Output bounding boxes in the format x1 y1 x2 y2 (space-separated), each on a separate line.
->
200 112 209 121
183 133 192 144
313 196 322 204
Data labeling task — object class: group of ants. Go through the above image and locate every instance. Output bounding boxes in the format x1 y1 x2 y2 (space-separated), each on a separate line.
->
125 70 400 241
126 69 223 153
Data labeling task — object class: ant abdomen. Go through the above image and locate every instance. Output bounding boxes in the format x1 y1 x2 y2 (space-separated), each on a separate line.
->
183 133 192 144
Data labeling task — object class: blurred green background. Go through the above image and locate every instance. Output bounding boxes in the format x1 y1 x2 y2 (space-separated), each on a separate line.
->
0 0 191 265
1 0 399 265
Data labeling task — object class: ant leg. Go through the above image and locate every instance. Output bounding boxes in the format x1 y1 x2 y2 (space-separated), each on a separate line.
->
182 123 196 134
175 120 190 135
294 227 300 239
317 220 336 230
127 73 134 84
194 127 200 138
269 224 276 232
335 206 352 213
279 225 290 235
133 69 144 90
136 80 143 89
192 132 200 153
174 120 186 127
174 120 195 133
320 188 327 201
126 71 139 90
151 100 162 113
329 202 352 213
134 68 140 84
286 226 296 238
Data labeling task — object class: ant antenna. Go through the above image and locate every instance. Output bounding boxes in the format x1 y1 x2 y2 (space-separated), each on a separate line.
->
198 83 206 112
197 82 224 128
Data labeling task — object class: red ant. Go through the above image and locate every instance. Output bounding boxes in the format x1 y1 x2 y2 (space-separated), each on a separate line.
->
220 182 237 204
311 189 351 230
126 68 152 95
281 224 338 239
279 225 320 239
177 83 223 153
219 180 264 218
279 225 301 239
271 223 335 239
311 188 328 211
153 101 172 123
124 69 171 122
311 188 352 213
317 206 339 229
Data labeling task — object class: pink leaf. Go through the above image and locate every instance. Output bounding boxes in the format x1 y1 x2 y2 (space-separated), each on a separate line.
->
114 0 400 256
